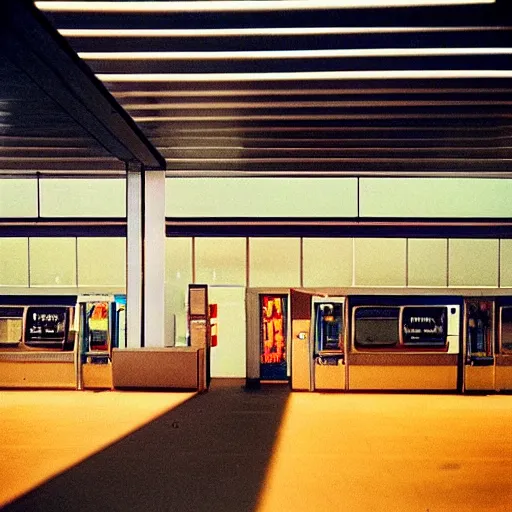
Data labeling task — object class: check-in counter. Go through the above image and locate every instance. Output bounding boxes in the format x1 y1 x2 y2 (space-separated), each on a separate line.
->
0 351 77 389
112 347 206 391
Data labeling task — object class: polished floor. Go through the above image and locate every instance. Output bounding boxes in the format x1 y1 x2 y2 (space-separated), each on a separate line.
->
1 382 511 511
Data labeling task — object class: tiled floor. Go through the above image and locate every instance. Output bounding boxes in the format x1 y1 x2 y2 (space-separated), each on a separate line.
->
1 382 511 511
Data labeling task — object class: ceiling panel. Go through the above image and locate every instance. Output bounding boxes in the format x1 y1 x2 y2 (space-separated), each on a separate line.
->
36 0 512 177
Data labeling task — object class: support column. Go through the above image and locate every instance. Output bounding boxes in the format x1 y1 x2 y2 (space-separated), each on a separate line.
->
126 163 143 348
143 170 166 347
126 164 166 348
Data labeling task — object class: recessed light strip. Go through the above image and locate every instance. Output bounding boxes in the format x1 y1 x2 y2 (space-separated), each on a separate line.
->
58 26 510 38
79 48 512 60
122 100 512 109
111 88 512 98
36 1 496 14
98 70 512 82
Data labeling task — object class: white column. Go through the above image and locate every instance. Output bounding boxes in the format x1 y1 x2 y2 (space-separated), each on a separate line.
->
143 170 166 347
126 164 143 348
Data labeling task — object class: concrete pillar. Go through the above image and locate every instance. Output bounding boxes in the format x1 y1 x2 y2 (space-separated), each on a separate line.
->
143 170 166 347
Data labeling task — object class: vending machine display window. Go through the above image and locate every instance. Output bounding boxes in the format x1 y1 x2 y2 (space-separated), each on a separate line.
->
501 307 512 354
354 307 400 347
314 302 343 354
85 302 109 352
402 306 447 346
25 306 69 348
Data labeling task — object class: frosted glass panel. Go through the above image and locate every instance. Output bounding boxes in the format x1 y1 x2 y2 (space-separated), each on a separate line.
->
40 179 125 217
77 238 125 287
209 287 246 377
0 238 29 286
249 238 300 287
449 239 499 287
165 238 193 346
408 239 447 287
360 178 512 218
0 179 37 217
501 240 512 288
30 238 77 287
303 238 353 287
166 178 357 217
355 238 406 286
195 238 246 286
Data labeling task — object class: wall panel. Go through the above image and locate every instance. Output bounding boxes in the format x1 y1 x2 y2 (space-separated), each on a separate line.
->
408 239 447 287
360 178 512 218
209 287 246 377
29 238 77 287
77 237 125 287
449 239 499 287
165 237 193 346
166 178 357 218
195 237 246 286
354 238 406 286
40 179 125 217
249 238 300 287
303 238 353 287
0 238 29 286
501 240 512 288
0 179 38 218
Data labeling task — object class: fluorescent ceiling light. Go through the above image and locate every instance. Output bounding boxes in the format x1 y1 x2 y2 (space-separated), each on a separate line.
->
59 26 509 38
133 113 511 122
36 1 496 13
79 48 512 60
98 70 512 82
123 100 512 110
112 88 512 98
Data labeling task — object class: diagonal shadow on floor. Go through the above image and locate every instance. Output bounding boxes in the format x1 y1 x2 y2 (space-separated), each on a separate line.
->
2 380 290 512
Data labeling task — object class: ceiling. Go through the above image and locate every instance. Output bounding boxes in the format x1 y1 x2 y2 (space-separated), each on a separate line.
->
13 0 512 177
0 0 165 177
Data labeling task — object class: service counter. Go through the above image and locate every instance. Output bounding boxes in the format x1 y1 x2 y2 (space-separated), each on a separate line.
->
112 347 206 391
0 350 76 389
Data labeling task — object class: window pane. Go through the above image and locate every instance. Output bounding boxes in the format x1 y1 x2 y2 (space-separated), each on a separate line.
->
354 307 399 347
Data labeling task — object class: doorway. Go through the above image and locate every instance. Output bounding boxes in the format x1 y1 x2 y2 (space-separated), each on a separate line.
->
260 295 288 381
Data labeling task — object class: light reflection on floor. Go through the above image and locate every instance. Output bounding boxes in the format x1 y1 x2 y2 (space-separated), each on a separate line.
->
0 390 195 507
256 393 512 512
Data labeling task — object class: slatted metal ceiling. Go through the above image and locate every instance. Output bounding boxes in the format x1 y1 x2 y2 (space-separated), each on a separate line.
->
14 0 512 177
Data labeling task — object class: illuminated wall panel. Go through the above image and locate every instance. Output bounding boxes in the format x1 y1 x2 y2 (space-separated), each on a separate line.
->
209 287 246 377
0 179 37 217
166 178 357 217
30 238 77 287
165 237 193 346
501 240 512 288
360 178 512 218
408 239 448 287
0 238 29 286
77 237 125 287
40 178 125 217
249 238 300 287
303 238 353 287
449 239 499 287
195 237 246 286
354 238 406 286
